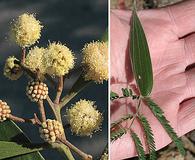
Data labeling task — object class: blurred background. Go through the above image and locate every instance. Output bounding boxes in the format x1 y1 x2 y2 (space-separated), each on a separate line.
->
111 0 195 160
0 0 108 160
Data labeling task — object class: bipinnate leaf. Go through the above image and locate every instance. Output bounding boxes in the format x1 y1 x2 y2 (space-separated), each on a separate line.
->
130 130 146 160
0 120 45 160
130 8 153 97
111 128 127 142
138 115 156 160
144 97 185 156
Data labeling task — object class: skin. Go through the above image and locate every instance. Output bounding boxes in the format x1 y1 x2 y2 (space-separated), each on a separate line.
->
110 0 195 159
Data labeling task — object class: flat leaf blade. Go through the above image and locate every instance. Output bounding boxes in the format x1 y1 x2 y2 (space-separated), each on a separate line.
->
0 141 44 159
130 9 153 96
0 120 45 160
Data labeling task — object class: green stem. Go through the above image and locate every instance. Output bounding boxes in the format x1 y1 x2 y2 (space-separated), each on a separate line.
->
52 143 75 160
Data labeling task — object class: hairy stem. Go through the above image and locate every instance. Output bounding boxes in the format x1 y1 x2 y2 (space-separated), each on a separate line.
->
21 48 26 64
9 114 41 126
38 101 46 122
55 76 64 104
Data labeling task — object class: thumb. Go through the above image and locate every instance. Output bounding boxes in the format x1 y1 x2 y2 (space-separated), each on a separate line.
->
178 98 195 136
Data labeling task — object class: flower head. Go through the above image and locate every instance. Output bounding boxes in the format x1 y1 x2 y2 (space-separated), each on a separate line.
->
43 42 74 76
4 56 23 80
26 80 48 102
82 41 108 83
24 46 46 73
0 100 11 122
67 99 103 136
39 119 64 143
12 13 43 47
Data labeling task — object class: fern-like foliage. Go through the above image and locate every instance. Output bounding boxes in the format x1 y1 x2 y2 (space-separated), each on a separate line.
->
138 115 156 160
130 130 146 160
111 114 133 128
111 127 127 142
144 97 185 156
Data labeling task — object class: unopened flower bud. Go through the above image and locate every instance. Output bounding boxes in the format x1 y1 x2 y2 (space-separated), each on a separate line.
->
26 81 48 102
0 100 11 122
39 119 64 143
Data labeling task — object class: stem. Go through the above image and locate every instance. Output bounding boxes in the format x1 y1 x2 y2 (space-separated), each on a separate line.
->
21 48 26 64
58 138 92 160
55 76 64 104
9 114 41 126
129 98 141 129
38 101 46 122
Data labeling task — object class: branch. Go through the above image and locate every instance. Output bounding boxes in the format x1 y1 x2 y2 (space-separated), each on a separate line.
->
58 138 92 160
55 76 64 104
38 101 46 122
21 48 26 64
9 114 41 126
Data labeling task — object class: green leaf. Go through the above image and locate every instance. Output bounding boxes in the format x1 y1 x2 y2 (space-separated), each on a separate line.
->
138 115 156 160
110 91 119 100
111 128 127 142
144 97 185 156
121 88 132 97
60 74 92 108
130 8 153 96
130 130 146 160
102 28 108 42
111 114 133 128
0 141 46 159
0 120 45 160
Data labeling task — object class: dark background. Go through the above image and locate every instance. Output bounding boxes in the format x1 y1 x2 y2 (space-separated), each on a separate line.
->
0 0 108 160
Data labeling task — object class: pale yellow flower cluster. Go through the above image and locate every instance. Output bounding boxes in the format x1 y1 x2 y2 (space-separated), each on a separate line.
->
12 13 42 47
4 56 23 80
24 46 46 73
82 41 108 83
39 119 64 143
43 42 75 77
67 99 102 136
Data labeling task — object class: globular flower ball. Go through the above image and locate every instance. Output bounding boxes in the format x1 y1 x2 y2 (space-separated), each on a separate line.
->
43 42 74 77
82 41 108 83
0 100 11 122
39 119 64 143
24 46 46 73
67 99 103 136
4 56 23 80
12 13 43 47
26 81 48 102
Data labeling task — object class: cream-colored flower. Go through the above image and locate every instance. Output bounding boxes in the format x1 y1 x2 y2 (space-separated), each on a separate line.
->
4 56 23 80
39 119 64 143
82 41 108 83
12 13 43 47
43 42 74 76
67 99 103 136
24 46 46 73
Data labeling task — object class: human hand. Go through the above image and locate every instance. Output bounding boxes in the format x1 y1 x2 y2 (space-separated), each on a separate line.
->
110 0 195 159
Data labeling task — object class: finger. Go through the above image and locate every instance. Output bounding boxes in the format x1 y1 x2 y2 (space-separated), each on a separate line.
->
110 12 133 83
164 0 195 38
178 98 195 136
182 33 195 67
184 68 195 99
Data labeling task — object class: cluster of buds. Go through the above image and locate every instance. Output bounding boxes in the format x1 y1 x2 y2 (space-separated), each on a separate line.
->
26 81 48 102
0 100 11 122
39 119 64 143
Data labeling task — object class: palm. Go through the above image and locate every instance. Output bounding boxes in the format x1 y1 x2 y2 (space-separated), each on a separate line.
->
111 1 195 159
